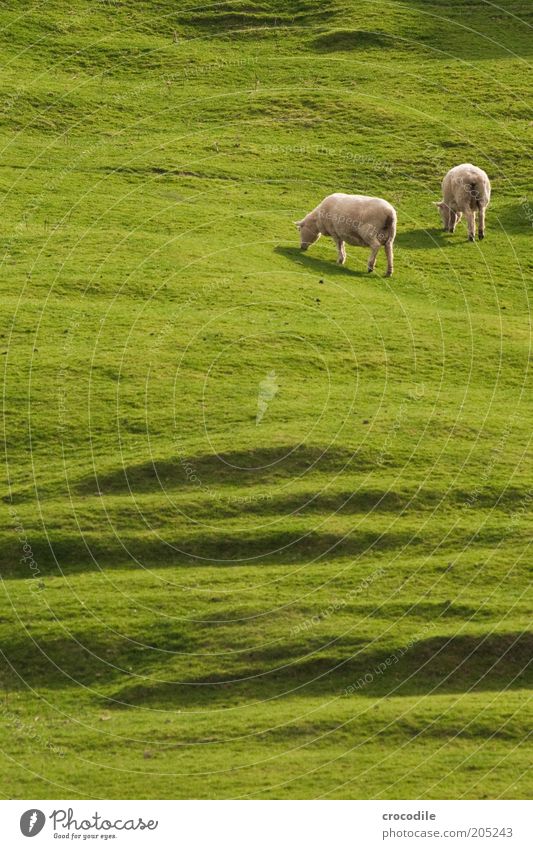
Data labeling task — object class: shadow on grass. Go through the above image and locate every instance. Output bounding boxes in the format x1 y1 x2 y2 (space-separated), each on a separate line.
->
76 443 369 496
395 228 453 250
199 484 532 518
109 631 533 708
275 245 371 278
4 428 529 575
399 2 533 60
5 628 530 706
181 3 336 34
493 202 533 235
311 29 393 52
0 625 196 692
0 526 419 575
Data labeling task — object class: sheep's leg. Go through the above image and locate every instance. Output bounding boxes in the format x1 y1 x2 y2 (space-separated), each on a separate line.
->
466 210 476 241
384 241 394 277
335 239 346 265
478 206 486 240
448 209 459 232
446 208 453 231
367 244 380 273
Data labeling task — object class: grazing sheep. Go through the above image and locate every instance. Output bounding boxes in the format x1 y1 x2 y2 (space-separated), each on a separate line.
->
295 192 397 276
435 163 491 241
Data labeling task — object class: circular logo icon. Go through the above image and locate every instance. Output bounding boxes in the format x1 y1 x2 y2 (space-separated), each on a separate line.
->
20 810 46 837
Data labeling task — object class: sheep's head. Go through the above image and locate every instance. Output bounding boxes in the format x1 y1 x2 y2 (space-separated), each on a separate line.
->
294 218 319 251
433 200 449 229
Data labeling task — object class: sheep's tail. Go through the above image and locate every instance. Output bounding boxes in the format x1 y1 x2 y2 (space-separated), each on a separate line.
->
384 209 397 242
469 179 489 210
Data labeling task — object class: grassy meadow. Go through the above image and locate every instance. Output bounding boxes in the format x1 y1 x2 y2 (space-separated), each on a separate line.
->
1 1 532 799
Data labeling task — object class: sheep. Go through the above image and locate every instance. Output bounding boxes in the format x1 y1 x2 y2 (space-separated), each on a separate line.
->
435 163 491 241
295 192 397 276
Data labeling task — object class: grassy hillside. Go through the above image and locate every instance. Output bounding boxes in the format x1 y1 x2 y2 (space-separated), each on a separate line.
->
1 0 532 799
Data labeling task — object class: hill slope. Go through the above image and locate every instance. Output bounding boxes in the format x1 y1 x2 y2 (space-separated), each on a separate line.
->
1 1 532 798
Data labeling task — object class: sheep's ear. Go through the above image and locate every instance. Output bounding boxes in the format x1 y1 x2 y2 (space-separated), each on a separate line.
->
294 220 303 228
432 201 444 208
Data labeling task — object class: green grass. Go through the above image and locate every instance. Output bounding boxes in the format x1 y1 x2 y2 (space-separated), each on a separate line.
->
1 0 532 799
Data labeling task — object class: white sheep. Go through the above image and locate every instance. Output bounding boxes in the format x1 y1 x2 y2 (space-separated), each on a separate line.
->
295 192 397 276
435 163 491 241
